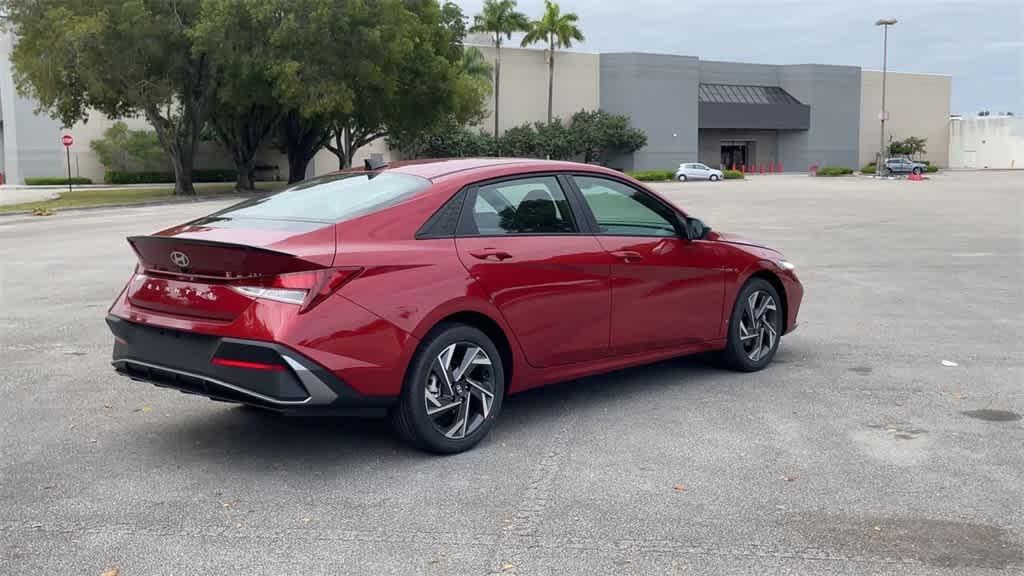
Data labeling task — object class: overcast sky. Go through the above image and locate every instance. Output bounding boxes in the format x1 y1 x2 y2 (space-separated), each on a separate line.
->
458 0 1023 115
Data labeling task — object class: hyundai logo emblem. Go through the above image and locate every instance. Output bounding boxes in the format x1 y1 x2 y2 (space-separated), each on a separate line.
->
169 251 191 268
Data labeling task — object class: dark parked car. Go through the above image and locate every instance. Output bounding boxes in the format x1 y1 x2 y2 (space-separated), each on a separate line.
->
107 158 803 453
883 157 927 175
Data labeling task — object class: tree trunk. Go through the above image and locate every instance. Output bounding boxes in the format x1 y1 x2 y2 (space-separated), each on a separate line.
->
342 127 354 169
287 152 310 184
169 143 196 196
284 110 329 184
325 125 356 170
547 36 554 124
145 107 197 196
211 103 280 192
494 42 502 144
236 157 256 191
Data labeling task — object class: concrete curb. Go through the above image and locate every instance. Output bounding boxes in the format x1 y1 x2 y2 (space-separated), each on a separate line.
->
0 193 250 218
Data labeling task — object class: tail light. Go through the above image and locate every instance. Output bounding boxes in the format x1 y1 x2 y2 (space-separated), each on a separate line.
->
229 267 362 313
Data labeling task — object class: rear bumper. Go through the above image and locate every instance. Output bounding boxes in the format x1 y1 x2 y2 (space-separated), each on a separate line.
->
107 316 395 416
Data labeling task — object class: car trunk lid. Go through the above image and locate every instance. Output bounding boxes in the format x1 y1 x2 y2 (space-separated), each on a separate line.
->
125 217 337 320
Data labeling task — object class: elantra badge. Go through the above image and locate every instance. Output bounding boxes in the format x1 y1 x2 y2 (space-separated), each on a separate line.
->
169 251 191 268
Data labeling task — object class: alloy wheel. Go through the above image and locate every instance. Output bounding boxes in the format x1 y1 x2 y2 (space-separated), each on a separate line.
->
738 290 779 362
424 342 496 440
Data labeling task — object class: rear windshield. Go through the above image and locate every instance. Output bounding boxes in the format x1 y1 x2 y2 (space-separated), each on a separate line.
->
213 172 431 223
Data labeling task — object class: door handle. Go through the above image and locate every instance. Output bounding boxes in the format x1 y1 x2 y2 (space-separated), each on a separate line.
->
469 248 513 261
611 250 643 263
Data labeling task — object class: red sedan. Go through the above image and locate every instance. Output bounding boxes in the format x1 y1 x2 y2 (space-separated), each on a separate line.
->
108 158 802 453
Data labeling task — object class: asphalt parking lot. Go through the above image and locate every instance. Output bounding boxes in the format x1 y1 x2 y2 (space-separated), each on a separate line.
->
1 170 1022 575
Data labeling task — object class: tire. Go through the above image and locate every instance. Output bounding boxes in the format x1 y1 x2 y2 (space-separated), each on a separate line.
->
677 174 687 182
912 167 922 175
721 278 784 372
709 174 720 182
391 323 505 454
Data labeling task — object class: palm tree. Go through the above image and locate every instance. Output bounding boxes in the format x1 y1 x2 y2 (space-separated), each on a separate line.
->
460 47 494 84
521 1 584 124
470 0 530 138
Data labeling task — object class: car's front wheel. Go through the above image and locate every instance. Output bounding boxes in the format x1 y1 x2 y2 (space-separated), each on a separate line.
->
709 174 720 181
676 174 687 182
391 323 505 453
722 278 783 372
912 167 922 175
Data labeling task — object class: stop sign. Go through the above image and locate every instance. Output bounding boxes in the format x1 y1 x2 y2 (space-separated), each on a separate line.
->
61 134 73 147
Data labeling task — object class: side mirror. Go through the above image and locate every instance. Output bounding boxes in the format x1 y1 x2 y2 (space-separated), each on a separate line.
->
685 217 710 240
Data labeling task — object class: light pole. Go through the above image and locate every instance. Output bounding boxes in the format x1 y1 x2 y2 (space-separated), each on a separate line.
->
875 18 897 175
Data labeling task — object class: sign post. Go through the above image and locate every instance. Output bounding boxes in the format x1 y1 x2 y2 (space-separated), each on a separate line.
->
61 134 74 194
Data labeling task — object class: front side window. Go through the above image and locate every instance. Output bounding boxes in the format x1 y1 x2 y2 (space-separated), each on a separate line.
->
466 176 577 235
574 176 679 237
211 172 431 223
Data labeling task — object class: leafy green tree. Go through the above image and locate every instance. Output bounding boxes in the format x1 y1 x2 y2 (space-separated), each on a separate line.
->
570 110 647 164
192 0 284 190
89 122 168 172
2 0 215 195
521 1 584 124
387 47 493 160
325 0 471 169
256 0 479 176
470 0 530 139
255 0 408 180
888 136 928 159
461 47 495 83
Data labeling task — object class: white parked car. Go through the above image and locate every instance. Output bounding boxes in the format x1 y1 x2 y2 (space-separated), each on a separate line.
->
675 163 724 182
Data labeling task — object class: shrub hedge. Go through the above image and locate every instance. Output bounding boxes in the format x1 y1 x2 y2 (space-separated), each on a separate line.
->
627 170 675 182
817 166 854 177
25 177 94 186
105 169 237 184
861 162 877 174
723 169 744 179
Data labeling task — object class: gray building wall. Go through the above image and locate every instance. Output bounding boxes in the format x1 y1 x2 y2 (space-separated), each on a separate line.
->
1 31 65 184
699 60 781 86
778 64 862 170
600 53 699 171
698 129 778 167
600 56 862 172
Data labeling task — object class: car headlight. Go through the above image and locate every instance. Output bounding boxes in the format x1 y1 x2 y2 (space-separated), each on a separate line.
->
778 260 796 271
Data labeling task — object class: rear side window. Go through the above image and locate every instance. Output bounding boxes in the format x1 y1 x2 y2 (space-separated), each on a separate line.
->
212 172 431 222
463 176 577 235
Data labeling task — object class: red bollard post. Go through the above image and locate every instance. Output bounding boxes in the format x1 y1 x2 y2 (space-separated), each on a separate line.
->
768 163 774 174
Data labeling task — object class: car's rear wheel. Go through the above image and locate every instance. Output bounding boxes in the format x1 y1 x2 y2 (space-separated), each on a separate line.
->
722 278 783 372
709 174 720 181
677 174 687 182
391 323 504 453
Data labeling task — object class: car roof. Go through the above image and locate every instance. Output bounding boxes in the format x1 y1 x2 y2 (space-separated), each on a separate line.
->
376 158 622 181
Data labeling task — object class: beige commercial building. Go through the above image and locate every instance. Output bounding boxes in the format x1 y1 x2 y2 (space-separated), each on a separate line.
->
473 45 600 133
859 70 952 168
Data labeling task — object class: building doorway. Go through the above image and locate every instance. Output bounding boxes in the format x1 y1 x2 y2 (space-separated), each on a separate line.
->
721 143 748 169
